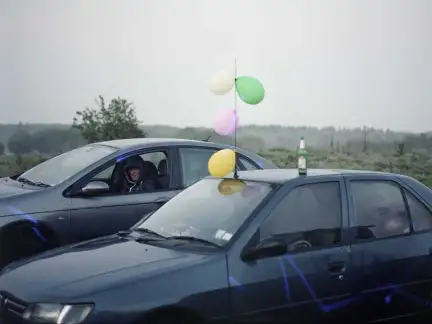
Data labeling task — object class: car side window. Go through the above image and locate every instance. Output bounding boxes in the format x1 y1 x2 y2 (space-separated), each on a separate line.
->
260 182 342 252
404 190 432 232
93 165 115 180
140 151 170 190
239 157 259 170
179 148 218 187
179 148 252 187
89 150 171 194
350 181 410 240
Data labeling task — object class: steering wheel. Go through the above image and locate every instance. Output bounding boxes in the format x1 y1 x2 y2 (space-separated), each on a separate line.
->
287 240 312 252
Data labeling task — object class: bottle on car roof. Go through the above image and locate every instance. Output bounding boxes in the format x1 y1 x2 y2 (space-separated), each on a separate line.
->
297 137 308 176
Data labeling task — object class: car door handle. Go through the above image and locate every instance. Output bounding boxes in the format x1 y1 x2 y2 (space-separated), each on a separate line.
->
328 262 346 275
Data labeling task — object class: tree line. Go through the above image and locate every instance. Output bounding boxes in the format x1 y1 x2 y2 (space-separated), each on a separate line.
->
0 95 431 185
0 95 431 157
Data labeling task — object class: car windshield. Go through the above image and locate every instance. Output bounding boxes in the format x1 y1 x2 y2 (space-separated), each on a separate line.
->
17 145 117 186
138 178 275 247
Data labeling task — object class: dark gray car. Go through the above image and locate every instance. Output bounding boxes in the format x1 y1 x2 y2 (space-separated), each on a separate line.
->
0 138 277 267
2 170 432 323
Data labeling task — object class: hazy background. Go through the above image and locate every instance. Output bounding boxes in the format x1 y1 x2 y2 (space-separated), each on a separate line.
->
1 0 431 131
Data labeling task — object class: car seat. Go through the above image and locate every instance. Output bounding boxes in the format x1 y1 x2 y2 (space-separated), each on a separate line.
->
141 161 162 191
142 161 158 178
158 159 169 189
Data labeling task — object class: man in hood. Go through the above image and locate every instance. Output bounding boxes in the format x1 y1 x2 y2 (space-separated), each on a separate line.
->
121 157 161 193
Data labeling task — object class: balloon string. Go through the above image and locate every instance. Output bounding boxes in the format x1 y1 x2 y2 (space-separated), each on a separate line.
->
233 58 239 179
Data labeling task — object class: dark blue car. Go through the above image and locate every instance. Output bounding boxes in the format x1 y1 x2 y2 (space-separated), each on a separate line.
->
1 169 432 324
0 138 276 267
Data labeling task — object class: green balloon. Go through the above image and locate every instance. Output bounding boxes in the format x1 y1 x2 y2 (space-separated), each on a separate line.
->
235 76 265 105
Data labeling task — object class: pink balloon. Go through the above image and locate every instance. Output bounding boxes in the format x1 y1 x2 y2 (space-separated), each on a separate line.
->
214 109 239 136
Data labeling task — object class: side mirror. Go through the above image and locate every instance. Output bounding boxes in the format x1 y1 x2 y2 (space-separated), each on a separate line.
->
241 237 287 261
80 181 110 196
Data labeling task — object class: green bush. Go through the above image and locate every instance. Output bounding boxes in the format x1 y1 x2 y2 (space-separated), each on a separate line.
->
259 149 432 187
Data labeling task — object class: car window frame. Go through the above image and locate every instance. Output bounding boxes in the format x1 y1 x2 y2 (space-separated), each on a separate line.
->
175 146 253 189
238 156 260 170
344 175 419 245
240 176 349 256
221 180 281 251
63 146 180 197
91 151 168 181
403 188 432 234
91 164 116 180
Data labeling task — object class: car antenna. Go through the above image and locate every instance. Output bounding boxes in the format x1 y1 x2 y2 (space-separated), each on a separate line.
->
233 58 239 180
203 135 212 142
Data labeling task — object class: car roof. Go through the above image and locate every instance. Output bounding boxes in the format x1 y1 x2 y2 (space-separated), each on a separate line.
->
96 138 212 149
214 168 393 184
94 138 256 154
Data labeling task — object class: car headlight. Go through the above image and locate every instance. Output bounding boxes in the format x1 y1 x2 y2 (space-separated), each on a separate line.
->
22 303 93 324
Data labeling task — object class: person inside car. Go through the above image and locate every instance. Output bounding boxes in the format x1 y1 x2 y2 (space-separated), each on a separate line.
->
121 157 161 193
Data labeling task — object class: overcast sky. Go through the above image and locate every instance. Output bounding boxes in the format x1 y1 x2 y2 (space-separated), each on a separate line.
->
1 0 431 131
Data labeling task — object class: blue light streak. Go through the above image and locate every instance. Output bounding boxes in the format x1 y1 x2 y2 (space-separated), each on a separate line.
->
116 156 125 163
7 206 37 224
385 294 392 304
229 276 244 291
230 253 432 313
7 206 47 242
277 257 291 303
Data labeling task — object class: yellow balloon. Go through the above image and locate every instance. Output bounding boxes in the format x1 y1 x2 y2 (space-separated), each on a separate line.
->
208 149 236 178
218 179 246 196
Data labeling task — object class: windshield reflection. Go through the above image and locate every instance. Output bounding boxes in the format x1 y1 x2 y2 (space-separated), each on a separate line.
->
18 145 117 186
138 178 274 247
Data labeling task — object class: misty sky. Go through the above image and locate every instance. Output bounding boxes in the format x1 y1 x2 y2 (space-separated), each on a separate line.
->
1 0 431 131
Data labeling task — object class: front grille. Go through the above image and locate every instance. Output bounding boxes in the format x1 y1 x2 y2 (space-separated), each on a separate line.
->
0 292 27 323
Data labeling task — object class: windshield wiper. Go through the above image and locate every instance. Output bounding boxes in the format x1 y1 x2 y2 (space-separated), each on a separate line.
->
132 227 166 239
116 230 133 237
33 181 51 188
17 177 51 188
117 230 162 242
165 236 221 248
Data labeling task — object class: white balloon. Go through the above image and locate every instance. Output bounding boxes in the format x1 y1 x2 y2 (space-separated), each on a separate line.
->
208 70 235 95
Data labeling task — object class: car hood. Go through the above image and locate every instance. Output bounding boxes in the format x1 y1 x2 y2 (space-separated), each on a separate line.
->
0 178 32 199
0 235 210 302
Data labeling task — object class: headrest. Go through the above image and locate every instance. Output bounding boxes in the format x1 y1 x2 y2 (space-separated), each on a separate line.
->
142 161 158 177
158 159 167 175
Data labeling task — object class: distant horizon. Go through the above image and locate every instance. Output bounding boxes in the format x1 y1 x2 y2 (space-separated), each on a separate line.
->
0 121 429 134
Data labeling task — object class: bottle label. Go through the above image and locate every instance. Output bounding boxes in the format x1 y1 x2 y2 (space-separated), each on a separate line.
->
298 156 306 169
299 140 305 149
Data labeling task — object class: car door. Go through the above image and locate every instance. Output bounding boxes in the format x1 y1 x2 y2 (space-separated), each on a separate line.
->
228 176 354 324
345 175 432 322
68 147 181 243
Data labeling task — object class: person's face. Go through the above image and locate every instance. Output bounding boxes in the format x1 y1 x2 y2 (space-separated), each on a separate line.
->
128 168 140 181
